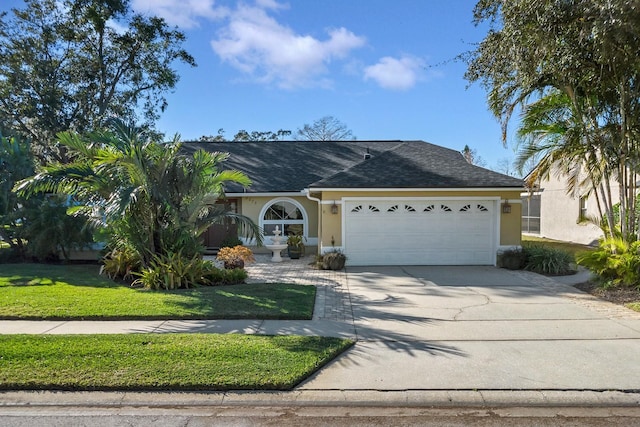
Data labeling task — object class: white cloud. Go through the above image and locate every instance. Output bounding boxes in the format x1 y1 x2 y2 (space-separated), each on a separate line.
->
210 2 366 89
131 0 225 29
364 55 425 91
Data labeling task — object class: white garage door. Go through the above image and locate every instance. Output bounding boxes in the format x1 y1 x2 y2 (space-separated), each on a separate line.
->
344 199 497 266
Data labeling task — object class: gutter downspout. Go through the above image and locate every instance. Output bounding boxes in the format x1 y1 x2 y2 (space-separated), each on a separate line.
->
304 189 322 254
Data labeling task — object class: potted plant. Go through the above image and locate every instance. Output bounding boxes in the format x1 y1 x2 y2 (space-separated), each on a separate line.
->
286 234 305 259
321 250 346 270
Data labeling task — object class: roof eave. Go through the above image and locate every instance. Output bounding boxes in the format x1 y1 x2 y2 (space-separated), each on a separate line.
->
306 186 525 192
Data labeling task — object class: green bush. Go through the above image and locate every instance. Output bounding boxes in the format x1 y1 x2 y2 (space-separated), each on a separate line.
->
497 248 526 270
576 238 640 288
22 197 94 262
220 236 244 248
319 251 346 270
133 252 246 290
522 244 576 276
100 247 142 282
202 267 247 286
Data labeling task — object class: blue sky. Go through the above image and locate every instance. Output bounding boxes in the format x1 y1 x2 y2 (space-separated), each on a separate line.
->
3 0 519 171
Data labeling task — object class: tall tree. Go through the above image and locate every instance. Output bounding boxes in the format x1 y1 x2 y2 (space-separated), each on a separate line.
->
295 116 356 141
197 128 292 142
15 119 261 268
465 0 640 241
0 0 195 163
233 129 291 141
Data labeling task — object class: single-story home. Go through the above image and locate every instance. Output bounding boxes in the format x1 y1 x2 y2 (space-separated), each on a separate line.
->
182 140 524 266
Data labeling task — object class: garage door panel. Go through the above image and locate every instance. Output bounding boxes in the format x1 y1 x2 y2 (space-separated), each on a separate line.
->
344 199 497 266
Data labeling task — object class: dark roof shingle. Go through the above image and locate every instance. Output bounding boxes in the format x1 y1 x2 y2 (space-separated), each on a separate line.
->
181 140 523 192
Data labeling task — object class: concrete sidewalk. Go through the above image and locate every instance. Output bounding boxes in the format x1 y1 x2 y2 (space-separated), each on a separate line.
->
0 318 356 338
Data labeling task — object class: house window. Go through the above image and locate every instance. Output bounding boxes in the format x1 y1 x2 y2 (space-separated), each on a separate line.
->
261 199 306 237
521 194 541 234
579 196 588 222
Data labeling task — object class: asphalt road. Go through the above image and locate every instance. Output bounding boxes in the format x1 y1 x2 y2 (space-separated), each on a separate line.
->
2 405 640 426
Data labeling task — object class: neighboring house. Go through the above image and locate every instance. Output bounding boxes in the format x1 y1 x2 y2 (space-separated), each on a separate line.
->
182 140 523 266
522 172 610 246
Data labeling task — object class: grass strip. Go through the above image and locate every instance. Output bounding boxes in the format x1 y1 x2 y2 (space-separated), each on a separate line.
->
0 334 353 391
0 264 315 320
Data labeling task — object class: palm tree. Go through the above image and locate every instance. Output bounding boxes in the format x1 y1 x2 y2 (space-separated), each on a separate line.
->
15 119 262 267
515 90 619 239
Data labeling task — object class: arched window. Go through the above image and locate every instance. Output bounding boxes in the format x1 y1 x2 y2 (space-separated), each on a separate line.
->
261 199 307 237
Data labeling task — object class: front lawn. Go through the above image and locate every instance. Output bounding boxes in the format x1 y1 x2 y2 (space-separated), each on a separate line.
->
0 264 315 320
0 334 353 391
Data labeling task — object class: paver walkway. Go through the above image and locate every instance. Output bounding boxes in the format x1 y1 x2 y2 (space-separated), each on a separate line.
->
245 254 352 322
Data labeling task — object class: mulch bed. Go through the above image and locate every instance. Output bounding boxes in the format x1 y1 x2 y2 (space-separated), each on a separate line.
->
574 281 640 306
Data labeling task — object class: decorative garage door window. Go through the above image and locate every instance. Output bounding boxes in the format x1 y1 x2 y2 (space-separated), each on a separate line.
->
459 204 489 213
351 205 380 213
424 204 452 213
387 204 416 213
262 200 305 236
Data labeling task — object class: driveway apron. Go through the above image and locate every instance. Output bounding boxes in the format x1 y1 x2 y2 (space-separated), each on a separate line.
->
299 265 640 391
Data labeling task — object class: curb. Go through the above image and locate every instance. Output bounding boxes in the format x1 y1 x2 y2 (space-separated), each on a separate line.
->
2 389 640 408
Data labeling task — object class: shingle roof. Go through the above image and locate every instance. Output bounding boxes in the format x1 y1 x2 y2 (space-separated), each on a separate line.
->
180 140 523 193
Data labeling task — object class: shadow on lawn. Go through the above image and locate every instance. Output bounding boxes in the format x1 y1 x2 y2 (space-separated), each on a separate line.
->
0 263 117 288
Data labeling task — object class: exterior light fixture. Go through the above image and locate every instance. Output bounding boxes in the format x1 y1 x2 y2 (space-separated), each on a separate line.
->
502 202 512 214
331 201 339 214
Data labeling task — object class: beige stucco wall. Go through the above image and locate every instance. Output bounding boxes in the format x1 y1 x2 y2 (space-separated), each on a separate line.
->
536 174 613 245
318 189 523 250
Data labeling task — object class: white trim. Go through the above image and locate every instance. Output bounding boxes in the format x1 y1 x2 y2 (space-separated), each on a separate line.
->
309 187 523 192
502 199 523 204
243 237 318 247
226 192 305 197
228 188 523 196
320 200 343 205
342 196 502 202
521 191 542 197
258 197 309 240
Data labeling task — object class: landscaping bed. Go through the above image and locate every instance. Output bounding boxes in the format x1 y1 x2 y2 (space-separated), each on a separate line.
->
574 281 640 312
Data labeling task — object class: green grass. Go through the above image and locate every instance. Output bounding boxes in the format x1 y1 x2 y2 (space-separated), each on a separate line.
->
522 235 594 258
627 302 640 312
0 334 353 391
0 264 315 320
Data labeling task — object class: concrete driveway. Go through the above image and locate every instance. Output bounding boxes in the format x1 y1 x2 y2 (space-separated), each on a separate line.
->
300 265 640 391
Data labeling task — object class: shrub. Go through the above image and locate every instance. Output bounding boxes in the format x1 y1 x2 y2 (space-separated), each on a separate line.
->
577 238 640 288
133 252 220 290
220 236 244 248
216 245 255 269
202 267 247 286
100 248 142 282
132 252 247 290
22 197 94 262
523 244 576 276
319 251 346 270
497 248 526 270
